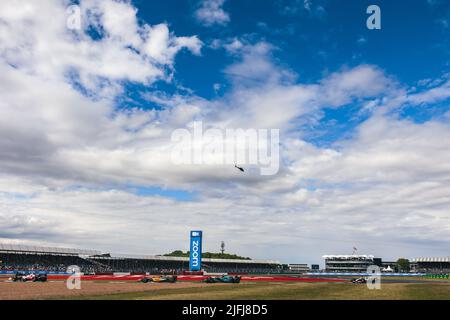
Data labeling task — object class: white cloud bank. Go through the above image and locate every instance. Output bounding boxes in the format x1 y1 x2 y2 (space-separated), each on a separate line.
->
0 1 449 262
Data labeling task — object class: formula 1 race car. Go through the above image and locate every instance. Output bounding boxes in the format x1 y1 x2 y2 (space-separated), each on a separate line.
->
11 272 48 282
139 275 177 283
350 277 367 284
203 275 241 284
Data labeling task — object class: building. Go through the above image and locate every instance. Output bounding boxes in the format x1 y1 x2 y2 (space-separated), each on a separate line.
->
323 255 374 273
411 257 450 274
287 263 309 273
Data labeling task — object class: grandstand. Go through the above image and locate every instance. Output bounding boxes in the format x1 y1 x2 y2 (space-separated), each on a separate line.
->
0 244 281 274
323 255 375 272
412 257 450 274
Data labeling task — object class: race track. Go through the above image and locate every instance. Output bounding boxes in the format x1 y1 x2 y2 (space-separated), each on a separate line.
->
44 274 347 283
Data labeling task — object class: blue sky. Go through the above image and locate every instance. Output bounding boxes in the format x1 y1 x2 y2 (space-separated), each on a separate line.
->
130 0 449 90
1 0 450 263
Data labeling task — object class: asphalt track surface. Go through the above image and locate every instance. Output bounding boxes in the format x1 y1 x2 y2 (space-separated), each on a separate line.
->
45 274 347 282
1 274 444 284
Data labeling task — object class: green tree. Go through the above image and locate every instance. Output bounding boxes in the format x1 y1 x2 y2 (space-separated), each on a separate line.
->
396 258 410 272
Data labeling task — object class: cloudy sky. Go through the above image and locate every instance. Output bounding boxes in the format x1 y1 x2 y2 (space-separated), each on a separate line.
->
0 0 449 265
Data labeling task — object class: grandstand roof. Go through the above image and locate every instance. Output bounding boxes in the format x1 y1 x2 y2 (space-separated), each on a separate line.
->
322 255 374 259
0 243 101 256
412 257 450 263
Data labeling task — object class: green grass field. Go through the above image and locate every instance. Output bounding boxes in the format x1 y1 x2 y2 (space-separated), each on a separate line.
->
62 282 450 300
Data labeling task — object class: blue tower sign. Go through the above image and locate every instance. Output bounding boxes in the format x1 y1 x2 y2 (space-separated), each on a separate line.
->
189 230 203 271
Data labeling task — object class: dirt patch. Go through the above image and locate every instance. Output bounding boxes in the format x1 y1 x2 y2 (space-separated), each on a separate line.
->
0 281 215 300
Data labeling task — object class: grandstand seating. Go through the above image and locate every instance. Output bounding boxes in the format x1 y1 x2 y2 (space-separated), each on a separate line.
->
0 252 104 273
0 244 281 274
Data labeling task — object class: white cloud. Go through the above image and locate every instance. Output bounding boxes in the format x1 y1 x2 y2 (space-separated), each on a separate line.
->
288 115 450 185
224 42 297 86
142 23 202 65
279 0 327 19
218 43 397 129
0 0 202 94
319 65 398 107
194 0 230 26
408 78 450 105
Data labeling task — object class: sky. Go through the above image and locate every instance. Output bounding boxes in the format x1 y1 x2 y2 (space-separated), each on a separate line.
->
0 0 450 265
